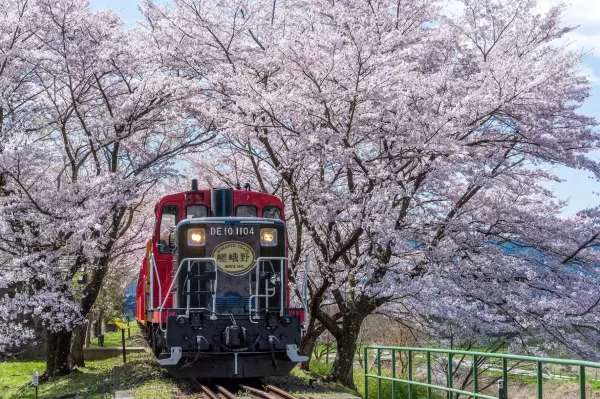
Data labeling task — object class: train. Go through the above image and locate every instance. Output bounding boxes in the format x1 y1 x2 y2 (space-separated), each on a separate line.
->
135 181 307 378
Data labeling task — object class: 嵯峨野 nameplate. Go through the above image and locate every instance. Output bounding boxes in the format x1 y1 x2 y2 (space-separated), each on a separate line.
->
211 241 256 275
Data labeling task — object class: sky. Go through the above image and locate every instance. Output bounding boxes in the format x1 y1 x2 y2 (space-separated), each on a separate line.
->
89 0 600 216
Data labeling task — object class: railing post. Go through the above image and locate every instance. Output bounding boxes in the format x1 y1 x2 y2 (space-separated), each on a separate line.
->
580 365 586 399
408 350 413 399
392 350 396 399
502 357 508 399
364 346 369 399
426 351 432 399
377 348 382 399
473 355 478 395
537 361 543 399
447 353 453 399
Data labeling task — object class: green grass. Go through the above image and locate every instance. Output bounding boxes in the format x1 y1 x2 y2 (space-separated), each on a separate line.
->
587 378 600 390
0 359 46 398
357 366 444 399
306 358 443 399
89 321 143 348
309 358 334 375
1 352 183 399
0 323 189 399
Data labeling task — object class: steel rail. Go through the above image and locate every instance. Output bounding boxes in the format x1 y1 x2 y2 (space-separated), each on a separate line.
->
238 384 277 399
265 385 298 399
215 384 237 399
199 383 219 399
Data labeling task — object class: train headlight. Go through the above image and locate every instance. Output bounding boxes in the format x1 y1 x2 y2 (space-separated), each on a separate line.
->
260 228 277 246
187 228 206 246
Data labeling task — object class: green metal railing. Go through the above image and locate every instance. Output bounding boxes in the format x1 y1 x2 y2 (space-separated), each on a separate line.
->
364 346 600 399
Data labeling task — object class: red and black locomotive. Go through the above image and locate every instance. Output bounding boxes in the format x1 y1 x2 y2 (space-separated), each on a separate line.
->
135 181 306 378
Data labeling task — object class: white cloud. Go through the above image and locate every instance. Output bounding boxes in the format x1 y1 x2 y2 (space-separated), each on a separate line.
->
564 31 600 56
538 0 600 23
536 1 600 59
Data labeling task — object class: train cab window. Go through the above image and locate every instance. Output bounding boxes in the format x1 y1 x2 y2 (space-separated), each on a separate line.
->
262 206 282 219
186 205 208 219
158 205 178 253
236 205 257 217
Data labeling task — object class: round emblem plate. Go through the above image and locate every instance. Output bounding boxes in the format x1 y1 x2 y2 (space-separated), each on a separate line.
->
211 241 256 275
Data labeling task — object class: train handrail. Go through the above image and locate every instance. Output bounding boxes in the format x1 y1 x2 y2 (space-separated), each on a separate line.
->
185 258 218 318
249 256 288 323
154 256 289 329
157 257 218 332
149 252 162 310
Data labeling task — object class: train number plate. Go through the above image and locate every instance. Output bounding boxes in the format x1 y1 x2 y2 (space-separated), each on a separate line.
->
208 225 257 236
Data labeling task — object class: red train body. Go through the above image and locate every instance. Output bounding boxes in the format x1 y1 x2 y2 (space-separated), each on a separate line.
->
135 182 306 378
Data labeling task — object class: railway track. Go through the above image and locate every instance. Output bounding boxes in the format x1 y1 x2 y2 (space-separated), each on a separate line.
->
190 379 297 399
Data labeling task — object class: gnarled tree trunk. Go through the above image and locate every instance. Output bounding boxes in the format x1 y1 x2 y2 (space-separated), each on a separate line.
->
44 329 72 380
325 313 365 389
68 216 121 367
299 316 326 371
69 324 86 367
85 317 92 348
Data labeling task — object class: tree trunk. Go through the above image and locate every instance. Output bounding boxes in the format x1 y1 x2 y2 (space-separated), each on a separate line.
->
43 329 72 380
326 313 365 389
69 217 120 369
85 317 91 348
299 315 326 371
69 324 86 368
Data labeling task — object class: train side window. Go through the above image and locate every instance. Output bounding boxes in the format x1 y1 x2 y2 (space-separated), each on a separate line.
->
236 205 257 217
186 205 208 219
262 206 281 219
158 205 178 253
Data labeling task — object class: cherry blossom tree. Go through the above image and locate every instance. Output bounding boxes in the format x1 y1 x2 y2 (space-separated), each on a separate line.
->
145 0 600 387
0 0 215 378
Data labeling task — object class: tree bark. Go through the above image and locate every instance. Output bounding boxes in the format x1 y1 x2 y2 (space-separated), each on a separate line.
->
299 317 326 371
68 215 121 367
43 329 72 380
69 324 86 368
326 313 364 389
85 317 91 348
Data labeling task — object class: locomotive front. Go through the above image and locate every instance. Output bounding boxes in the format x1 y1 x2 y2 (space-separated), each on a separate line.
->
156 188 307 378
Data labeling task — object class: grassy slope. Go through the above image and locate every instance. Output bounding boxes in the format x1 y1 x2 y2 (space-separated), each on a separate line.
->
1 359 46 398
303 358 443 399
0 323 196 399
1 351 190 399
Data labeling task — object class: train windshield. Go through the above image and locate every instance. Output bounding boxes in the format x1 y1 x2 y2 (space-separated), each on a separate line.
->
262 206 281 219
158 205 178 253
186 205 208 219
